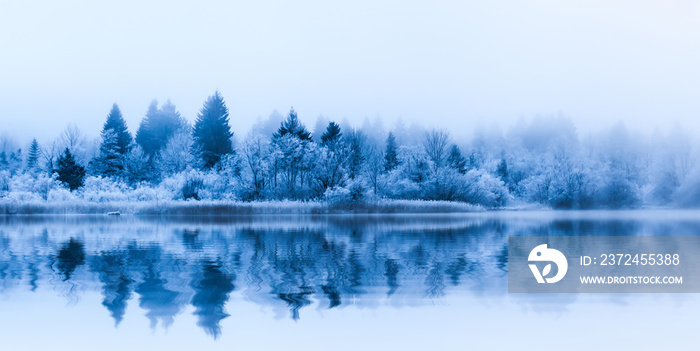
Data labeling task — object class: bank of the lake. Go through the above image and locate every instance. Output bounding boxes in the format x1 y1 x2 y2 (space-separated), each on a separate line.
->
0 199 486 215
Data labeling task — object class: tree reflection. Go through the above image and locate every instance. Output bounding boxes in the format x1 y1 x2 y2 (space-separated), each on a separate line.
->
90 251 132 326
55 238 85 281
0 216 533 337
190 262 235 338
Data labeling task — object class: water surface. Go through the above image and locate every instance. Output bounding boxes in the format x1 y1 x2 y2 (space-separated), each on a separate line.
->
0 211 698 350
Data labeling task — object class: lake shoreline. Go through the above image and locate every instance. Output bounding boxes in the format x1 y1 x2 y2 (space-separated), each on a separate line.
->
0 199 490 215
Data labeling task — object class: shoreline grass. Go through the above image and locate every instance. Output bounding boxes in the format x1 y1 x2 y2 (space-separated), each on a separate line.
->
0 199 484 215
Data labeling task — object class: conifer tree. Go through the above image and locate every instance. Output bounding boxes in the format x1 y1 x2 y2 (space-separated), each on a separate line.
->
448 144 467 174
94 104 132 176
26 138 40 171
346 130 365 180
136 99 186 156
96 130 124 176
384 132 399 172
56 148 86 190
274 108 312 141
193 91 234 169
102 104 132 155
497 157 509 181
321 122 342 146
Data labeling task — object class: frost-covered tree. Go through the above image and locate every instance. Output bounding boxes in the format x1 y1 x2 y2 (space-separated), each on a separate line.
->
314 143 347 195
136 99 187 157
496 157 508 181
384 132 399 172
92 104 132 177
345 130 365 180
91 130 125 177
2 149 23 174
101 104 132 155
56 148 86 191
0 151 7 171
241 133 272 200
156 129 195 177
271 108 315 198
193 91 234 169
364 145 385 195
447 144 466 174
123 145 153 184
321 122 342 147
314 121 347 194
274 108 312 141
423 129 450 171
26 138 41 172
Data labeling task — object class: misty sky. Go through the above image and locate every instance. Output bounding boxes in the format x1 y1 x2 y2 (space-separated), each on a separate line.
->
1 0 699 144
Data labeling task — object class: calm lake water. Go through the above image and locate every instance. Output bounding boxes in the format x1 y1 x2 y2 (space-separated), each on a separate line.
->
1 211 699 350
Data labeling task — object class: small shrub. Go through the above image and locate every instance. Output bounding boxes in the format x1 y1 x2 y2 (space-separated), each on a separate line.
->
182 177 204 200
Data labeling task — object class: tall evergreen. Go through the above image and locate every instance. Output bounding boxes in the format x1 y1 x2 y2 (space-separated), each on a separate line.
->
497 157 508 181
448 144 467 174
193 91 234 169
96 131 124 176
274 108 312 141
95 103 132 176
136 99 186 156
102 104 132 155
26 138 40 171
346 130 365 179
56 148 86 190
384 132 399 171
321 122 342 146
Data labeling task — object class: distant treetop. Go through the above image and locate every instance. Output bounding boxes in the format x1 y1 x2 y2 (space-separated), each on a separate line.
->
274 108 312 141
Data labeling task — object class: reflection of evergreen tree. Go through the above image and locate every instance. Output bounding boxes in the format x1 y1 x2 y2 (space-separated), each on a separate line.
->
27 256 40 291
190 262 235 338
321 284 341 308
384 259 400 296
445 254 468 286
0 217 521 336
277 286 313 320
345 250 365 296
135 267 182 329
55 238 85 281
90 252 133 326
425 261 445 298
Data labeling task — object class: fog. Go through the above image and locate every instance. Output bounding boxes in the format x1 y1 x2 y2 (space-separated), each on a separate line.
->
1 0 700 143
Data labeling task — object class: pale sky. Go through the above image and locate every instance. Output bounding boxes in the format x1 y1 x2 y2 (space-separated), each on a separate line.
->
1 0 699 144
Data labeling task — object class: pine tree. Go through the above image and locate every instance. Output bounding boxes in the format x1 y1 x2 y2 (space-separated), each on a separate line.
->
384 132 399 171
94 104 132 177
136 99 186 156
96 130 124 176
346 130 365 180
102 104 132 155
274 108 312 141
497 157 508 181
447 144 467 174
193 91 234 169
321 122 342 146
26 139 40 171
56 148 86 190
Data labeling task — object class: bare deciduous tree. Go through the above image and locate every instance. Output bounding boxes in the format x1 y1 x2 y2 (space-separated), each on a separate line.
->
423 129 450 170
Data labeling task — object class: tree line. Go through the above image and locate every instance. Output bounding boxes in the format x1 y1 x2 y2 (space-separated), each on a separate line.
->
1 91 699 208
